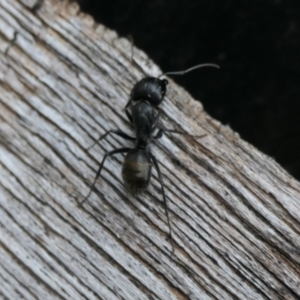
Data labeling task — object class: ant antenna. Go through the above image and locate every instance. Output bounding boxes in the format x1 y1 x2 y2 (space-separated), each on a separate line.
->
128 35 149 77
159 63 220 78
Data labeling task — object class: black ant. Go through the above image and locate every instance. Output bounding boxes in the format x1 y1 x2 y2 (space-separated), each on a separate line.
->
80 49 219 251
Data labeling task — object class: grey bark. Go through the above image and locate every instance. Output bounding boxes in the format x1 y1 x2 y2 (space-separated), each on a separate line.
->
0 0 300 299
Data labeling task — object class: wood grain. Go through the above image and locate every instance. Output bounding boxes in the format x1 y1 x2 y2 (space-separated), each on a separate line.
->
0 0 300 299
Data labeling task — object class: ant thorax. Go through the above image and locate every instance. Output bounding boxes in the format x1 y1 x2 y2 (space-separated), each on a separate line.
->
131 101 155 146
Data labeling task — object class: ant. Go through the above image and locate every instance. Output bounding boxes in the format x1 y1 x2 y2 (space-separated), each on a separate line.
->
80 48 219 251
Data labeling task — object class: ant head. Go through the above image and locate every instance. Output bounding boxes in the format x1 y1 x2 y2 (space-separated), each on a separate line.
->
130 77 169 106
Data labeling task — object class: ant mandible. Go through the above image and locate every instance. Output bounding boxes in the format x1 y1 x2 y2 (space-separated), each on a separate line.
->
79 46 219 252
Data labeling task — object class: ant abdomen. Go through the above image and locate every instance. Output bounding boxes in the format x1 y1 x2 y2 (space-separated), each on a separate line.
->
122 149 152 195
130 77 168 106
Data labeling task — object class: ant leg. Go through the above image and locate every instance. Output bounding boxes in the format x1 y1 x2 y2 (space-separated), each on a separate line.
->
79 147 131 206
87 130 136 151
153 128 207 140
125 99 131 110
150 110 206 140
125 108 133 124
148 152 174 252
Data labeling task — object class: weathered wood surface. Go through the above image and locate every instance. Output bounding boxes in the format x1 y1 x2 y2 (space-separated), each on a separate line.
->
1 0 300 299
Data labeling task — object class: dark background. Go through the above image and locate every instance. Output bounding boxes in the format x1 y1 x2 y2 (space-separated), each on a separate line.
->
77 0 300 180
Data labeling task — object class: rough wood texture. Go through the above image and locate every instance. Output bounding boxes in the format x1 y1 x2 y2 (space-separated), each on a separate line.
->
1 0 300 299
